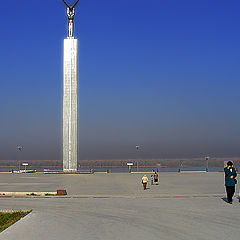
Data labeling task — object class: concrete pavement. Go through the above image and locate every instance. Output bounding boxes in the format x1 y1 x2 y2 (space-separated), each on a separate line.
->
0 172 228 196
0 172 239 239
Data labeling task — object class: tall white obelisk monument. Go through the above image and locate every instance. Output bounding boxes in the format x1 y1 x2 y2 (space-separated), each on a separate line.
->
62 0 80 172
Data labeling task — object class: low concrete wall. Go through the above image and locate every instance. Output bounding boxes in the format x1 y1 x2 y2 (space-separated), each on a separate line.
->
0 192 57 197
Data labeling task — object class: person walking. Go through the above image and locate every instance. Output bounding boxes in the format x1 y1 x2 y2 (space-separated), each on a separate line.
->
142 175 149 190
154 172 158 185
150 175 154 185
224 161 237 204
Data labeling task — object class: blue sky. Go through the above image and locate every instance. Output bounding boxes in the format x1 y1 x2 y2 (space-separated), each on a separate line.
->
0 0 240 160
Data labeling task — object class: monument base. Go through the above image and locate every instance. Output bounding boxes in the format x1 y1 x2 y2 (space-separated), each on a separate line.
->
63 170 78 174
44 170 93 174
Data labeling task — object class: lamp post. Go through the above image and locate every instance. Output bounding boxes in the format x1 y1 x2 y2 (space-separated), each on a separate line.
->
17 145 23 173
127 163 133 173
136 145 140 172
22 163 28 173
205 156 209 172
178 160 183 173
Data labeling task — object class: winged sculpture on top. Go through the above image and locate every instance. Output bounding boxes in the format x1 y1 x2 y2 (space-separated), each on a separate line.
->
62 0 80 38
62 0 80 11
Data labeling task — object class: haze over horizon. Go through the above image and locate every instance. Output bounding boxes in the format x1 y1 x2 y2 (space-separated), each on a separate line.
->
0 0 240 161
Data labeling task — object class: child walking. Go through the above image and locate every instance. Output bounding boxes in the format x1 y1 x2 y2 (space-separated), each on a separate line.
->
150 175 154 185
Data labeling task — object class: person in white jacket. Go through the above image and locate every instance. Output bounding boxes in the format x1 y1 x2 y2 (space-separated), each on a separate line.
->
141 175 149 190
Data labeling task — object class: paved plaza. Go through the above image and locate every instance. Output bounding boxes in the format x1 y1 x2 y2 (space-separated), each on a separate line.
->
0 172 240 239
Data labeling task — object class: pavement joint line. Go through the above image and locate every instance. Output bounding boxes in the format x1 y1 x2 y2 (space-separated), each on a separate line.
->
0 194 226 199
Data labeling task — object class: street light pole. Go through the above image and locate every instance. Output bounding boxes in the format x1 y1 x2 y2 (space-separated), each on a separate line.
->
205 156 209 172
136 145 140 172
178 160 183 173
22 163 28 173
17 145 23 173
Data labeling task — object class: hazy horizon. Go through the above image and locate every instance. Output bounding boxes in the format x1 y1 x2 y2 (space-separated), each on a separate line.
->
1 0 240 161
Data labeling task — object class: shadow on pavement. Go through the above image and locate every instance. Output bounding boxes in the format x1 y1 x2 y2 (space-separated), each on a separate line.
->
221 197 228 203
221 197 240 203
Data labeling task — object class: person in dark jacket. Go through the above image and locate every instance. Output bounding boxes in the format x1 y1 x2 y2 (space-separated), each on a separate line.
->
224 161 237 204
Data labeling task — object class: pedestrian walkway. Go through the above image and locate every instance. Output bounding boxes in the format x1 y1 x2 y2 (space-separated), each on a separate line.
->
0 172 239 240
